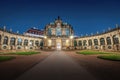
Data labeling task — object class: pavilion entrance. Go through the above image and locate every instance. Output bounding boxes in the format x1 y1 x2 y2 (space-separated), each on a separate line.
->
56 39 61 50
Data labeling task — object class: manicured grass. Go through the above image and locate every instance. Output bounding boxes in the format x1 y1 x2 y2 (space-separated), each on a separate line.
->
76 50 110 55
10 51 40 55
98 54 120 61
0 56 15 62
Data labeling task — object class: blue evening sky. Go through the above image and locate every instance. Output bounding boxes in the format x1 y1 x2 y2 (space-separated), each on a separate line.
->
0 0 120 36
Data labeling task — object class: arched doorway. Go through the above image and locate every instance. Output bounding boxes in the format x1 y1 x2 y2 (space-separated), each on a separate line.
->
56 39 61 50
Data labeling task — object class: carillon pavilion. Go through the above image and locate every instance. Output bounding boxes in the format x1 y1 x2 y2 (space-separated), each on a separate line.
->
44 17 74 50
0 17 120 51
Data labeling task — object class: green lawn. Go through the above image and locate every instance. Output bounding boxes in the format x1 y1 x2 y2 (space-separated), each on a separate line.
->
98 54 120 61
76 50 120 61
76 50 110 55
0 56 15 62
10 51 40 55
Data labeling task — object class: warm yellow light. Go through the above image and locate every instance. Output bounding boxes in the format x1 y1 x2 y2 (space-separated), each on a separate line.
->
66 40 69 46
44 36 47 39
48 40 51 43
48 40 52 46
66 40 69 43
70 36 73 39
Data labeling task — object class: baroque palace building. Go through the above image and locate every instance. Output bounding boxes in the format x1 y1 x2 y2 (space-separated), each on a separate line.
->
43 17 74 50
0 17 120 51
75 25 120 51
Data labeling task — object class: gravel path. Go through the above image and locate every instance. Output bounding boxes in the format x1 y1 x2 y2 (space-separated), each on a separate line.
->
16 51 97 80
0 51 51 80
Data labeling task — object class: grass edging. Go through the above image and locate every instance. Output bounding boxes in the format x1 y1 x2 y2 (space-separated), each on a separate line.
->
97 54 120 61
0 56 15 62
9 51 40 55
76 50 109 55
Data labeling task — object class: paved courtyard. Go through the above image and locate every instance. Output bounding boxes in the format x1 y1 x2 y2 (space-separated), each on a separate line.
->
0 50 120 80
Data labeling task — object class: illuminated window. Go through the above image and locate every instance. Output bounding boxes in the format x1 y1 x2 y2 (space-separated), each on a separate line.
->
10 37 16 45
106 37 111 45
66 28 69 36
3 36 8 45
88 39 92 46
17 38 22 45
24 39 28 46
100 38 105 45
113 35 119 44
94 39 98 45
56 27 61 36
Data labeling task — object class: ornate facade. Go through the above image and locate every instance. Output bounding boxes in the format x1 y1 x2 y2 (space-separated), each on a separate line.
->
43 17 74 50
0 17 120 51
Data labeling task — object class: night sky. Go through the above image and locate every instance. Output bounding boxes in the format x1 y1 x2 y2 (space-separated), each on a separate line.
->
0 0 120 36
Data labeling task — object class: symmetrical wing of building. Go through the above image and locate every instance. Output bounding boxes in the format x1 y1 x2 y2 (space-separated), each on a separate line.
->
0 17 120 51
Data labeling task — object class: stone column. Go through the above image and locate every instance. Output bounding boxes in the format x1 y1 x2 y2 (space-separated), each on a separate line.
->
98 38 100 46
1 35 4 45
104 37 107 45
71 39 73 47
104 37 107 50
77 40 79 47
22 38 24 46
86 40 88 46
110 36 113 45
0 35 4 49
97 38 100 50
44 38 47 49
92 39 94 49
27 39 29 46
22 38 24 50
8 36 11 50
110 36 114 50
15 37 18 50
70 39 72 49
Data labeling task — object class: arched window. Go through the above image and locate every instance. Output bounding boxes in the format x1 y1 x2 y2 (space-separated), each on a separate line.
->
100 38 105 45
3 36 8 45
40 40 44 47
113 35 119 44
106 37 111 45
78 40 82 46
24 39 28 46
94 39 98 45
30 40 34 46
83 40 87 46
74 40 77 47
48 28 52 36
35 40 39 46
17 38 22 45
10 37 16 45
88 39 92 46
